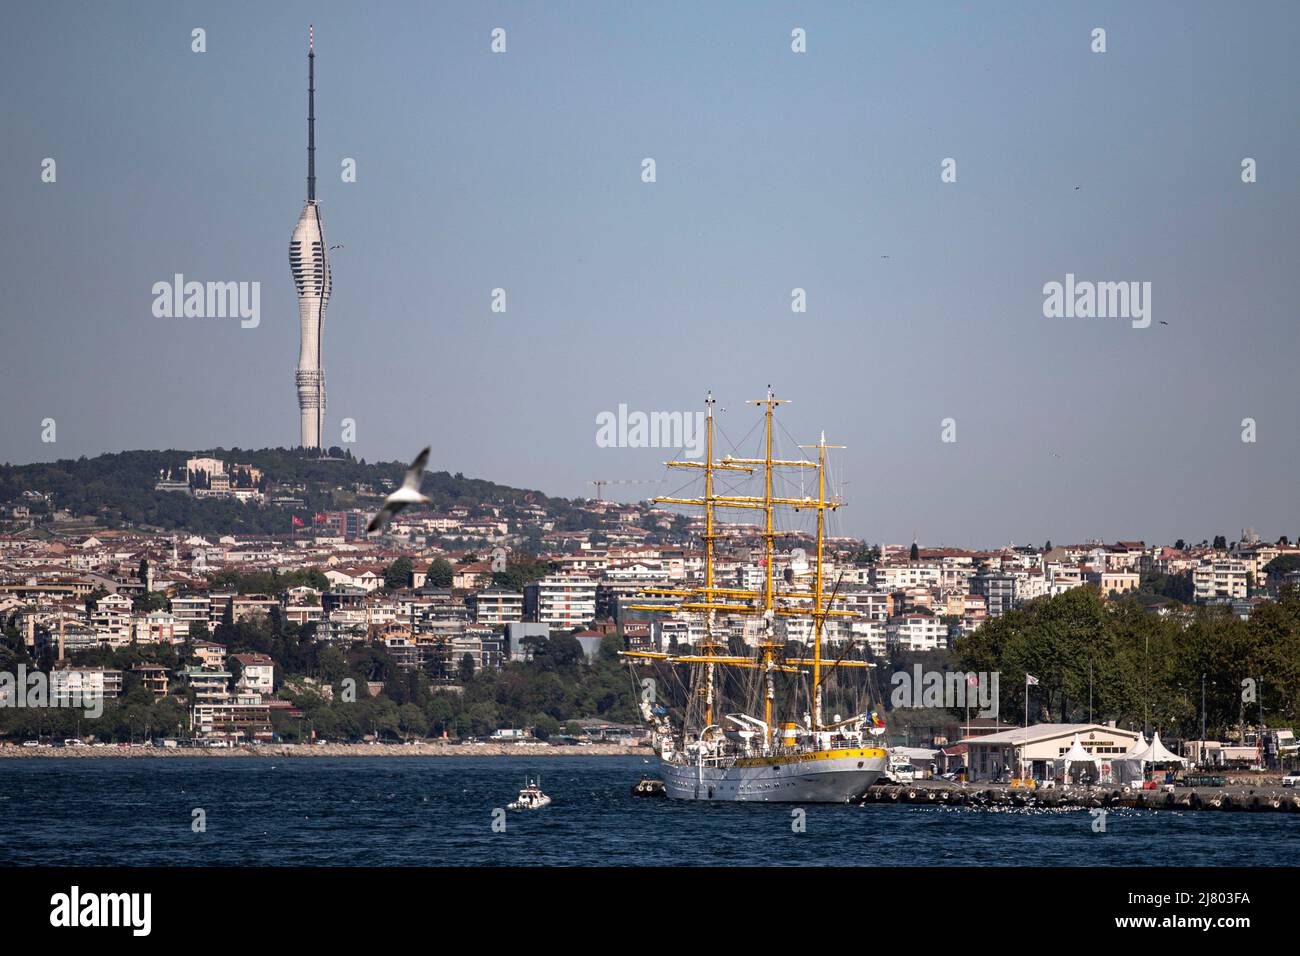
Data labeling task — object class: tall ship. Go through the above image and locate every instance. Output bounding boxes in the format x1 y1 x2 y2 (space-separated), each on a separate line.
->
623 388 888 802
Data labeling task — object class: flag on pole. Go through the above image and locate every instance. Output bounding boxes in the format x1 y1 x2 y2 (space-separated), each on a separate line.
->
1026 674 1039 686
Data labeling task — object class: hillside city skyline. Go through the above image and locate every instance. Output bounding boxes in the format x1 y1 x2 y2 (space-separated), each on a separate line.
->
3 1 1297 546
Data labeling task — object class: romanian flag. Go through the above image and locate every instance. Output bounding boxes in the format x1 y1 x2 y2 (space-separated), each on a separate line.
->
870 711 885 729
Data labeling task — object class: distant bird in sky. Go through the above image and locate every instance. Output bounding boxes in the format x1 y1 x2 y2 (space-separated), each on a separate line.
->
329 244 344 251
366 446 431 533
1073 185 1081 190
1159 320 1169 325
880 255 890 259
1050 451 1062 459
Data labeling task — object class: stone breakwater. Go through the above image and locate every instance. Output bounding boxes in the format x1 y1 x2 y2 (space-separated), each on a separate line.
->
0 742 648 759
860 779 1300 813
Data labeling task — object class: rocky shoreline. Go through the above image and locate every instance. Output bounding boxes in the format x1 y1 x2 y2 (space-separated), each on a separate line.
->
861 778 1300 812
0 742 649 759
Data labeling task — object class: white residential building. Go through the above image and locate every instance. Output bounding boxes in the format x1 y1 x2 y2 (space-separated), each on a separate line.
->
1193 559 1249 603
887 613 948 652
524 575 598 630
91 593 133 647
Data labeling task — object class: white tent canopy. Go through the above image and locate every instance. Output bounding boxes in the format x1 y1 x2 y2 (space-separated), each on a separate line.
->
1130 731 1186 766
1057 734 1101 781
1062 734 1098 766
1125 732 1149 758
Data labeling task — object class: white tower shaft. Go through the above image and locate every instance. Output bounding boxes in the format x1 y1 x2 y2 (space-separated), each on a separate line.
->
290 26 330 449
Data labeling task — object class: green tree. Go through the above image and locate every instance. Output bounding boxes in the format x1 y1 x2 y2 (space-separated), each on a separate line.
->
398 702 429 739
425 558 454 588
384 557 413 591
132 591 168 613
531 713 560 741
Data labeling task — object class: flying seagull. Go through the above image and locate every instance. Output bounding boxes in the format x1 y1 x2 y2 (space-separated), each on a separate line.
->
1159 320 1169 326
366 447 431 533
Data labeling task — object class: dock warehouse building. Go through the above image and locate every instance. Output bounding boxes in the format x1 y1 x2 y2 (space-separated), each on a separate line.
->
960 723 1142 782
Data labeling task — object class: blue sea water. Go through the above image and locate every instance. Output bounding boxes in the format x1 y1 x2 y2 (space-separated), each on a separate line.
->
0 756 1294 866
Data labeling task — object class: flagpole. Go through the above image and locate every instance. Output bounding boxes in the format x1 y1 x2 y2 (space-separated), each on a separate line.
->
1023 674 1028 781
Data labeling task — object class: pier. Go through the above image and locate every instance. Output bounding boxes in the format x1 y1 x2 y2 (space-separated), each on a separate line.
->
860 779 1300 813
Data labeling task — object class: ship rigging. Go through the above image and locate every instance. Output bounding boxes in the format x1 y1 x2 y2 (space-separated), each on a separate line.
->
621 388 888 802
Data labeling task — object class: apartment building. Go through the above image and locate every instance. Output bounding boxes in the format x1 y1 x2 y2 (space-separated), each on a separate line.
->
50 666 123 704
1088 570 1140 596
468 587 524 625
133 610 178 645
1193 559 1249 603
91 593 133 647
230 653 275 695
169 593 211 636
191 641 227 669
191 693 273 742
130 663 170 697
523 575 598 630
872 563 943 591
184 667 231 704
972 572 1017 618
887 612 948 652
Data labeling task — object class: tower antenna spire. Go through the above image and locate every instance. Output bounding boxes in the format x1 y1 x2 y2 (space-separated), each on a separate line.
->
307 25 316 202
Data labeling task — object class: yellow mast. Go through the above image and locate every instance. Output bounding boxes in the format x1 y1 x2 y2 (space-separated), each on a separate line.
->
748 386 786 748
799 432 844 731
657 392 750 731
703 392 716 727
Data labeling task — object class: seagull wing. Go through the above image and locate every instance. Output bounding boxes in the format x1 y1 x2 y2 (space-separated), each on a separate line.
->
402 447 431 491
367 500 400 534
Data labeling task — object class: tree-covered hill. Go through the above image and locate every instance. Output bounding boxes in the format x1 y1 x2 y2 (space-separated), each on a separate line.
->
0 448 582 536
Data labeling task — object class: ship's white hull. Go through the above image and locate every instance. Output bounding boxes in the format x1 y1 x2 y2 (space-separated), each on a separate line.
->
659 749 887 803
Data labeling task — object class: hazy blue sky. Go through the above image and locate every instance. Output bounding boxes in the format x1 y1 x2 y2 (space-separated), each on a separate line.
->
2 1 1296 546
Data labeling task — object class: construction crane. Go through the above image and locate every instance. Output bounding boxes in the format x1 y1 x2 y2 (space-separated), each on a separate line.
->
590 478 663 501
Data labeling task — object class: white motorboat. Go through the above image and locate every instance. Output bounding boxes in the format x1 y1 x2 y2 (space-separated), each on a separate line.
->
507 776 551 810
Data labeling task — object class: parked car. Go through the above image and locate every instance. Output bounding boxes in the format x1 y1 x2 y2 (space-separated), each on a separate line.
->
1282 770 1300 787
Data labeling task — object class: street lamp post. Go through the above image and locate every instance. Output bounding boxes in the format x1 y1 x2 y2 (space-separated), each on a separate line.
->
1143 632 1150 737
1200 672 1207 756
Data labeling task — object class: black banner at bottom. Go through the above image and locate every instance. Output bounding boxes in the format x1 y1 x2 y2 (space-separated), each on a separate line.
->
0 865 1279 942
